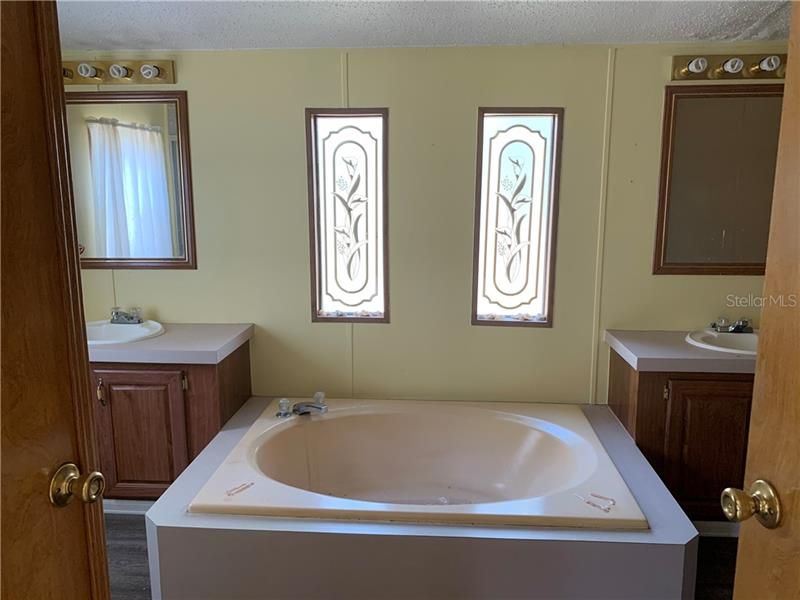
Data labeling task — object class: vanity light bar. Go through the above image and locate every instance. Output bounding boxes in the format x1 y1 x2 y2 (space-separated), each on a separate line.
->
62 60 176 85
672 54 787 81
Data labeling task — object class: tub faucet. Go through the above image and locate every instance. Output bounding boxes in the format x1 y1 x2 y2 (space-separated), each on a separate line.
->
277 392 327 418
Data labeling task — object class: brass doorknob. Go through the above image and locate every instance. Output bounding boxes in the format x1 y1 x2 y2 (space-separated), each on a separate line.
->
49 463 105 507
721 479 781 529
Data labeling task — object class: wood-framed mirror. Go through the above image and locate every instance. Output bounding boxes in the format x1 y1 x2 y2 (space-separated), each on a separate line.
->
65 90 197 269
653 84 783 275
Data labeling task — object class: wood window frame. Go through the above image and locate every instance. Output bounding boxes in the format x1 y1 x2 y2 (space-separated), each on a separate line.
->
471 107 564 328
305 107 390 323
653 84 783 276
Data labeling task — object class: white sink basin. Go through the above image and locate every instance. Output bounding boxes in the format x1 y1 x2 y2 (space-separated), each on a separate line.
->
685 329 758 356
86 320 164 346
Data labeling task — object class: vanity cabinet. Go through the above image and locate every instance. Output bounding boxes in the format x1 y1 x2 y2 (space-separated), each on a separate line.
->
91 368 189 498
90 342 251 499
608 349 753 520
662 379 752 519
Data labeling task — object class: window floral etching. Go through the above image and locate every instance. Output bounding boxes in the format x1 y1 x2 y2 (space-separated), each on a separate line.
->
334 156 368 282
307 110 388 321
473 109 562 326
496 155 534 284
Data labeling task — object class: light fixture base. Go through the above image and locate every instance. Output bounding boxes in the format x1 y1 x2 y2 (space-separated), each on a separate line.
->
672 53 786 81
63 60 176 84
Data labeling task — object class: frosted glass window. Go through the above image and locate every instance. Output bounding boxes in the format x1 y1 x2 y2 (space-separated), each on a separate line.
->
306 109 389 322
472 108 563 327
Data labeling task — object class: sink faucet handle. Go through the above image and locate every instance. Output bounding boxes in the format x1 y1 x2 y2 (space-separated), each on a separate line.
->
312 391 326 406
276 398 292 418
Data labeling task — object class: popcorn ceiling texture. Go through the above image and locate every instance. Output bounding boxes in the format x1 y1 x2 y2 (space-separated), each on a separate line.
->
57 0 790 51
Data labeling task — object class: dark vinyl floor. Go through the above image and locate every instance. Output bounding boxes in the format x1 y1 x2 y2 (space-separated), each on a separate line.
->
105 514 737 600
695 537 739 600
105 514 151 600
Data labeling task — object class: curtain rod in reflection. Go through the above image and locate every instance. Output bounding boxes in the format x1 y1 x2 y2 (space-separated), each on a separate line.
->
86 117 162 132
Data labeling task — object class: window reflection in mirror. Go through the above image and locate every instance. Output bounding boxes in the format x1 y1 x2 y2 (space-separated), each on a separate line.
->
65 92 195 268
654 84 783 275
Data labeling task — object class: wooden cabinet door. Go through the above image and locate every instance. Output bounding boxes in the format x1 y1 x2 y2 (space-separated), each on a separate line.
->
92 369 189 499
664 379 753 520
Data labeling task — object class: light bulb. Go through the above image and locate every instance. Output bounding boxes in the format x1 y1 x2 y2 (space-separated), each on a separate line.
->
139 64 161 80
686 57 708 74
76 63 98 78
109 64 131 79
722 57 744 74
758 55 781 72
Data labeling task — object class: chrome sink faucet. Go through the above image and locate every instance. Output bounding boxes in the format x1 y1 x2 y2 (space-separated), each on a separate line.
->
110 306 143 325
710 317 753 334
276 392 327 418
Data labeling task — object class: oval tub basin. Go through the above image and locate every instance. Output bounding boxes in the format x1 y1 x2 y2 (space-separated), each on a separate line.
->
189 399 648 529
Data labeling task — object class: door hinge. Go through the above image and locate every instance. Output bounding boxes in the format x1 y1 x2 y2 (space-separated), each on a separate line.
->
663 383 670 401
96 377 106 406
182 374 189 391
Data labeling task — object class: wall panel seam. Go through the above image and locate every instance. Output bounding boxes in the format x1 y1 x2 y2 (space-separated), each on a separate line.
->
340 50 356 397
589 46 617 404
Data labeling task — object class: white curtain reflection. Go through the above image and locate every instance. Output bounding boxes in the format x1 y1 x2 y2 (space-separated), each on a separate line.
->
87 119 173 258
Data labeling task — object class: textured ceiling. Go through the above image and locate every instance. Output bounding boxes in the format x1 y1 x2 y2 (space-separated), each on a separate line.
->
57 1 791 51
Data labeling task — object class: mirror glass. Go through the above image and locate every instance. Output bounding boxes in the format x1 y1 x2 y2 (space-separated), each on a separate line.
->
655 85 783 275
65 92 195 268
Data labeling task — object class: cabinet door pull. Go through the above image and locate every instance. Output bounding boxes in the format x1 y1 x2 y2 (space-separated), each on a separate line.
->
96 378 106 406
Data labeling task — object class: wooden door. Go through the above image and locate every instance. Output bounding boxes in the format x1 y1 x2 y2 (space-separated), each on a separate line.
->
93 369 189 498
0 2 109 598
732 5 800 598
664 379 752 520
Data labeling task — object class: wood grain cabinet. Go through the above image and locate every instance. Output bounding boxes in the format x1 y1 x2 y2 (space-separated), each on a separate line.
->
90 342 251 499
608 349 753 520
663 379 752 519
91 368 188 498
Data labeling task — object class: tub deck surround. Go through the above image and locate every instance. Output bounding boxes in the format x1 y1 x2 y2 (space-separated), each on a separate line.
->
188 398 647 529
87 322 254 364
604 329 756 373
146 398 697 599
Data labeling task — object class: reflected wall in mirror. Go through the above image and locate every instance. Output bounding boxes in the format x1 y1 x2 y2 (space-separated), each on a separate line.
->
66 91 196 268
654 84 783 275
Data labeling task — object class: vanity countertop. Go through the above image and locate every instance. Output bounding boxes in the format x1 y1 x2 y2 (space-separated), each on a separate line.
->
88 323 254 365
604 329 756 374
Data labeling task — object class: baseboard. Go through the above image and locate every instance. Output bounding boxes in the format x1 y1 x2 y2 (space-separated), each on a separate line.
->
103 499 154 516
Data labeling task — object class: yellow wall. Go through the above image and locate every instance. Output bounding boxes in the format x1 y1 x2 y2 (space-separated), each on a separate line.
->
67 41 784 403
594 43 781 402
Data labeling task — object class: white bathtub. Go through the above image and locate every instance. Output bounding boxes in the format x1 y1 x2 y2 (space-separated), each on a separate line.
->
189 399 648 529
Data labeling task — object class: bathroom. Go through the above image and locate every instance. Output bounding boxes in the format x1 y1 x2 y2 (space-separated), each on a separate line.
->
1 1 798 599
